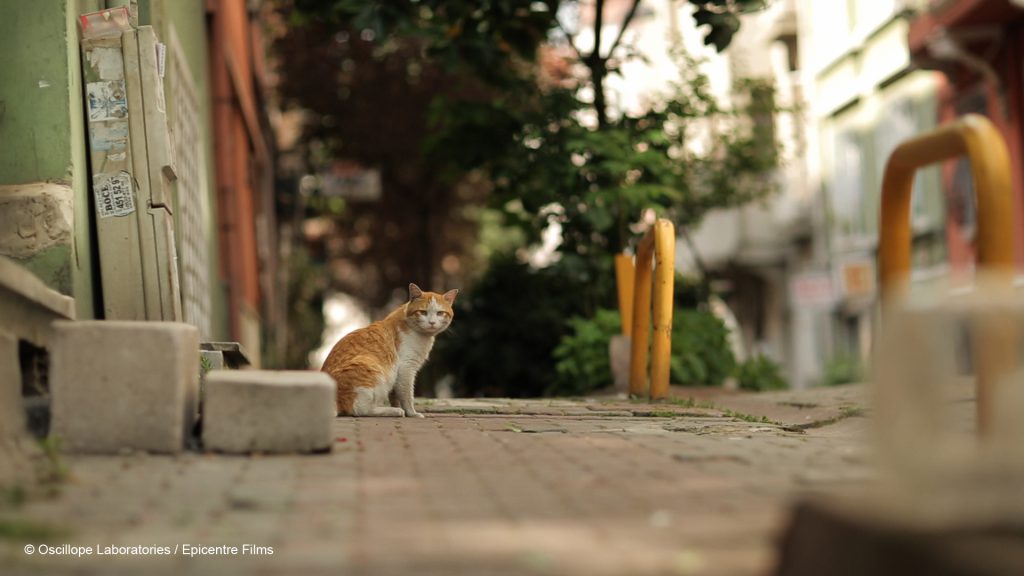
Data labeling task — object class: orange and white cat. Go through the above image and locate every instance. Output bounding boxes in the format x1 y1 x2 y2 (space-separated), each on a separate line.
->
322 284 457 417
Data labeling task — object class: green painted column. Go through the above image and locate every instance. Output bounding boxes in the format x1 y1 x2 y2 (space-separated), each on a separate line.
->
0 0 103 318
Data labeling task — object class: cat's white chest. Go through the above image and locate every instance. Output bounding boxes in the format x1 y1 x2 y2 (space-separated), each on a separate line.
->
394 331 434 376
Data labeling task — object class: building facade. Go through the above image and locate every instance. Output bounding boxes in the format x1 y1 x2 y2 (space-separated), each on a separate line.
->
787 0 949 374
0 0 282 364
908 0 1024 271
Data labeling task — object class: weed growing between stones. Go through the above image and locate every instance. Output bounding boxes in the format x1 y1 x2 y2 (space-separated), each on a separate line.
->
0 517 67 541
721 409 781 426
35 436 69 485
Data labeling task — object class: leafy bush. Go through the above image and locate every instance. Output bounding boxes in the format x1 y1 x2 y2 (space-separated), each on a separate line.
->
551 309 622 396
670 309 736 387
735 355 788 391
435 253 743 397
821 355 863 386
431 255 591 398
550 305 738 395
674 273 712 308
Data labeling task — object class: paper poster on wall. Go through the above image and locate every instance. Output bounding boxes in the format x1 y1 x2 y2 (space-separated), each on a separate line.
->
94 171 136 218
86 80 128 121
89 121 129 152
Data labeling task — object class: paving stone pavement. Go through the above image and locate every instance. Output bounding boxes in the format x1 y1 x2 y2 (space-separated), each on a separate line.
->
0 385 919 576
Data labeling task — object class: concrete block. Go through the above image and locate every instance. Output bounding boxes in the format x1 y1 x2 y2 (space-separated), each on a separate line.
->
0 330 25 438
50 321 199 453
200 350 225 373
609 334 631 393
203 371 335 454
0 329 39 488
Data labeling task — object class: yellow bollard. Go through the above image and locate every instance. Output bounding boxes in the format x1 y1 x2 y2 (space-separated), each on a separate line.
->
628 235 653 397
628 218 676 399
615 254 635 337
650 220 676 400
879 114 1015 298
878 113 1016 434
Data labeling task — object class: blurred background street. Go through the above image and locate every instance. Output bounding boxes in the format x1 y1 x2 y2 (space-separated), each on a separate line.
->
4 0 1024 574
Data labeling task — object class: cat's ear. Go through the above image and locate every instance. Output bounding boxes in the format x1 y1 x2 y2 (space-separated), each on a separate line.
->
409 283 424 301
442 289 459 304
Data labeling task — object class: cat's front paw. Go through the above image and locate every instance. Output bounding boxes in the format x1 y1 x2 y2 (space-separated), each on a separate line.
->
405 410 426 418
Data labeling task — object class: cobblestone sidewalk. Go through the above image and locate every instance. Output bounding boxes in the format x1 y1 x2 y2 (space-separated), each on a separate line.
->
0 387 886 576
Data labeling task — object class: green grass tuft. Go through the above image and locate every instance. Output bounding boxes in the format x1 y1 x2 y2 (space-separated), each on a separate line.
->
0 518 67 542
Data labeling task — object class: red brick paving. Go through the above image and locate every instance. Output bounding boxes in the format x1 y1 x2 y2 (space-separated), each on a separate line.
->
0 393 876 576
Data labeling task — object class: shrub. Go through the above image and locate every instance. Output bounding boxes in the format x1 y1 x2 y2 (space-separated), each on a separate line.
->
735 355 788 391
670 309 736 387
549 305 738 395
551 309 622 396
435 255 741 396
431 255 591 397
821 355 862 386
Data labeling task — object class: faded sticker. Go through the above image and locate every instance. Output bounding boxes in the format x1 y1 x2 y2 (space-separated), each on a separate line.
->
94 171 135 218
86 80 128 121
88 47 124 80
89 121 128 152
156 43 166 78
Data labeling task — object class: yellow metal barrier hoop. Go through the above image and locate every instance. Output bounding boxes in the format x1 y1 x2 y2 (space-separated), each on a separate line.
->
879 113 1015 298
878 113 1016 435
628 218 675 399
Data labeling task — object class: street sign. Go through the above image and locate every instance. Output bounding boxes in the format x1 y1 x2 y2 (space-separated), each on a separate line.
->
789 273 836 308
839 260 876 300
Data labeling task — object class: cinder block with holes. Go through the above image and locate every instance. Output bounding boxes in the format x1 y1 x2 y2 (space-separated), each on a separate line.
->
202 370 335 454
50 321 199 453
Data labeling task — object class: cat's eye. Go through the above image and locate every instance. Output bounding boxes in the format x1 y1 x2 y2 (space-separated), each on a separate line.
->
438 311 449 318
414 310 427 316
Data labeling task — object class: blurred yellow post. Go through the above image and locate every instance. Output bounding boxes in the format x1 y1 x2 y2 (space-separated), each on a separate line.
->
628 219 675 399
878 113 1016 433
615 255 635 337
879 114 1015 298
650 221 676 400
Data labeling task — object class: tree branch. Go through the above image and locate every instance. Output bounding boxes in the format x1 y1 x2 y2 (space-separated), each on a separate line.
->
606 0 642 59
591 0 604 61
555 18 585 61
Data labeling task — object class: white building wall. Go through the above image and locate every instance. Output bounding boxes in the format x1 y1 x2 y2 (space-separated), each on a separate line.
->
795 0 946 373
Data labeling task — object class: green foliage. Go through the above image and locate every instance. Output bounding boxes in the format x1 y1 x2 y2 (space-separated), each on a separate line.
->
735 354 788 392
473 51 782 267
1 485 27 509
674 273 712 308
283 248 327 368
292 0 558 85
722 408 779 425
432 255 591 397
282 0 782 396
36 436 69 484
688 0 769 52
292 0 783 263
548 305 737 396
199 355 213 376
821 355 863 387
551 308 622 396
670 309 736 387
0 518 66 541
